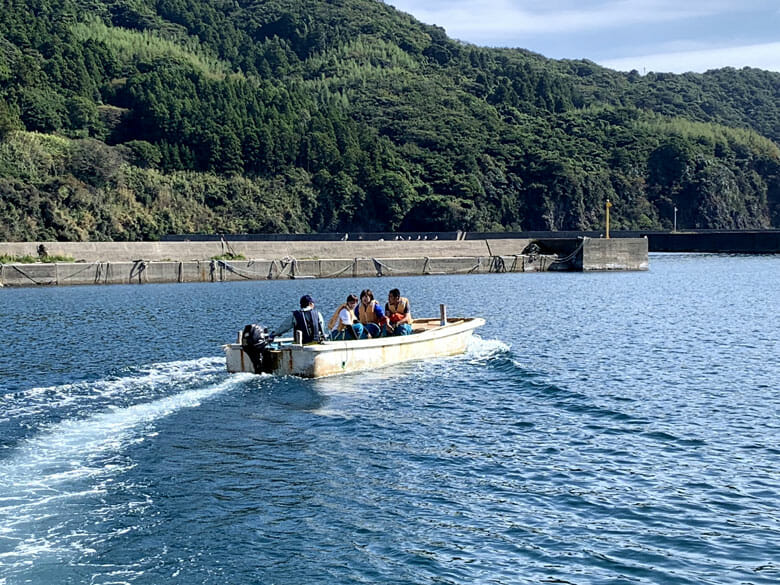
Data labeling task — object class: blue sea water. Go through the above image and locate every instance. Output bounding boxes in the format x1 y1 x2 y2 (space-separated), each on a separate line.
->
1 253 779 584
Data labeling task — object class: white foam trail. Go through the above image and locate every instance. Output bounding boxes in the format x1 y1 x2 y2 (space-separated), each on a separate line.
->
0 356 224 421
0 372 252 565
3 355 223 400
2 374 247 488
465 335 511 359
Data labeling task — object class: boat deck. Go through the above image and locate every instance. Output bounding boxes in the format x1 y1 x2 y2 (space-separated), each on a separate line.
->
410 318 466 334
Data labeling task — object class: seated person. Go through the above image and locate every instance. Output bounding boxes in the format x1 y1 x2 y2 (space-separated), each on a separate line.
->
270 294 327 343
384 288 413 336
357 288 385 338
328 294 365 340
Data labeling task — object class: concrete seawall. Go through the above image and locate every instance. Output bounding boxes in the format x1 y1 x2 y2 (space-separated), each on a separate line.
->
0 239 504 262
164 228 780 252
0 238 647 287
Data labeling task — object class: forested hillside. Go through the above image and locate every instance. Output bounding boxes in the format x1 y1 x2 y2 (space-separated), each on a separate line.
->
1 0 779 240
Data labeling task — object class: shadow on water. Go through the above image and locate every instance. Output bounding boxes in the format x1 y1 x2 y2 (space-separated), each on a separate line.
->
240 373 329 413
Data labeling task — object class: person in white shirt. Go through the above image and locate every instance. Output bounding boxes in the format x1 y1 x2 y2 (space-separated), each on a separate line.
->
328 294 364 340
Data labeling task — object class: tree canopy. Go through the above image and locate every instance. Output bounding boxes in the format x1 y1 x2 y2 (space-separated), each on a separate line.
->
1 0 779 240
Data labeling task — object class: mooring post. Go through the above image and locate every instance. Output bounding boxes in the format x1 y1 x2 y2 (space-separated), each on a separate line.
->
440 304 447 326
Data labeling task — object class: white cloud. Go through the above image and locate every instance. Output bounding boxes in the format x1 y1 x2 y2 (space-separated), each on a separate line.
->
390 0 729 38
598 42 780 73
387 1 780 72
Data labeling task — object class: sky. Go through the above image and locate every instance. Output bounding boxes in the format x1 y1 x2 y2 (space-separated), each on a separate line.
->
387 0 780 74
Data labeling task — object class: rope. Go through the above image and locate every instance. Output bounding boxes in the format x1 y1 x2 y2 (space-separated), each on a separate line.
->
216 260 257 280
0 248 586 287
423 256 480 275
264 258 295 279
217 260 270 280
130 260 148 283
94 261 113 284
550 239 586 265
371 257 400 276
6 264 55 286
220 235 237 258
98 261 113 284
56 260 99 283
321 260 355 279
276 256 296 278
218 258 314 281
490 256 506 273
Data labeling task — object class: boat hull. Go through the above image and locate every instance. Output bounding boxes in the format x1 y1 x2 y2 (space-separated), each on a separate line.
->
224 317 484 378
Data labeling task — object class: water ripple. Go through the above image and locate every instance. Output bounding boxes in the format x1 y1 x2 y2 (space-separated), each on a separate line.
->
1 255 779 584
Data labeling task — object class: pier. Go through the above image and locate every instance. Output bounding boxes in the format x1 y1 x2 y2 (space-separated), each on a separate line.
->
0 237 647 287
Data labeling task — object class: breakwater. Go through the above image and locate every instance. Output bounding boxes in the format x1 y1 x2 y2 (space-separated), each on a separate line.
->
478 229 779 253
639 230 780 253
163 228 780 253
0 237 647 287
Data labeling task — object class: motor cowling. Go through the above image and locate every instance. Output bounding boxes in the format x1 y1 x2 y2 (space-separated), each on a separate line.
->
241 323 270 374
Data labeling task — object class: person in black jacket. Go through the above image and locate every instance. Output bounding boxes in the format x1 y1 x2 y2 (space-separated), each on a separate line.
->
271 294 327 343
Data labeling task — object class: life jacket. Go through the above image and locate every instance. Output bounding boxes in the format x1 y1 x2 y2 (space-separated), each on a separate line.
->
328 303 355 331
292 309 321 343
358 300 380 324
386 297 413 324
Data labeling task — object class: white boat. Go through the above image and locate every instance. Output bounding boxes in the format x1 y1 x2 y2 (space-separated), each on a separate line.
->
223 315 485 378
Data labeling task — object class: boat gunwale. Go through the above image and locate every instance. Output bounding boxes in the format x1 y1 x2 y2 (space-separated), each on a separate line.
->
306 316 484 352
224 317 485 355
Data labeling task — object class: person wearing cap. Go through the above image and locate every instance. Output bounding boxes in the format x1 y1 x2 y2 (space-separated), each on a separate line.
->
270 294 328 343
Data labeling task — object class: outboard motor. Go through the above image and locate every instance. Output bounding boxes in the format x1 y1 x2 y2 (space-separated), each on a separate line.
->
241 323 270 374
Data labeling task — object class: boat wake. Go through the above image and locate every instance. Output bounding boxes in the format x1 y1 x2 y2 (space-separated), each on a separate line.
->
464 335 511 361
0 357 251 572
0 357 225 440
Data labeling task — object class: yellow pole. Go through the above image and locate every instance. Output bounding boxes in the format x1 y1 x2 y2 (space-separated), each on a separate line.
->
605 199 612 239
